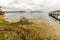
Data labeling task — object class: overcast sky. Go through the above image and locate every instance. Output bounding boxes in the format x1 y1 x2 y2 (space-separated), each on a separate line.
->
0 0 60 11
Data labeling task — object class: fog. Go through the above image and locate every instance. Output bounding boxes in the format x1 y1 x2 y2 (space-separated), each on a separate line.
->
0 0 60 22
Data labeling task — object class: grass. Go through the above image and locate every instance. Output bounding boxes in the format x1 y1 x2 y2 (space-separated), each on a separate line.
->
0 31 7 40
6 18 60 40
0 15 20 40
0 15 60 40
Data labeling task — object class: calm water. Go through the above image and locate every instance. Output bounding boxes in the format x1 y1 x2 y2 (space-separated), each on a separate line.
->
4 12 50 22
2 8 52 22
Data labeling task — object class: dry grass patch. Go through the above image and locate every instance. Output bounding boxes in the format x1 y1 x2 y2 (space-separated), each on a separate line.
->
4 19 60 40
0 16 60 40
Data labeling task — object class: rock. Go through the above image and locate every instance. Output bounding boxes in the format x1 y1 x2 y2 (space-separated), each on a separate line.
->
20 17 30 25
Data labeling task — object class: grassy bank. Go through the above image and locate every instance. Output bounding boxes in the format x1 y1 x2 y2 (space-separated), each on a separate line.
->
0 15 60 40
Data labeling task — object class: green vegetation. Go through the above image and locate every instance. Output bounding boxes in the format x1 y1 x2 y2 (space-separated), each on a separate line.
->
0 15 34 40
0 15 20 40
0 15 60 40
0 31 8 40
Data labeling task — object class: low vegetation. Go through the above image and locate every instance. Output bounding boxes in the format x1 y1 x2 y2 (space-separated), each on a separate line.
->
0 15 60 40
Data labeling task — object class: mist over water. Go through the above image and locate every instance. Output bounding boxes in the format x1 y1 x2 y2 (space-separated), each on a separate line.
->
4 10 49 23
0 0 60 23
